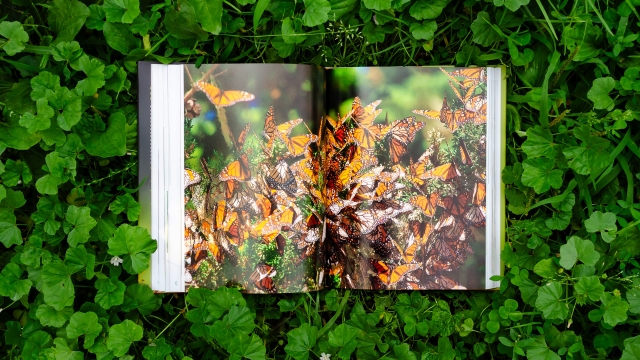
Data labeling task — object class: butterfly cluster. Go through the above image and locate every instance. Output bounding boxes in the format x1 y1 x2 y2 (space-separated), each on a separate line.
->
183 78 322 293
322 67 488 290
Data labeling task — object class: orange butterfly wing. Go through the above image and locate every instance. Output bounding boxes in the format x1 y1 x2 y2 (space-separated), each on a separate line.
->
262 106 277 151
423 161 461 181
219 153 251 182
195 81 255 107
410 193 440 217
459 139 473 165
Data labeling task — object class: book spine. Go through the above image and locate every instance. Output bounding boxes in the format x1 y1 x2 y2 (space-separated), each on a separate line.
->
137 62 153 288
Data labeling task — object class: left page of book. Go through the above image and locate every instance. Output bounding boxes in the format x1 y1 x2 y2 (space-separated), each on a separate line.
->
182 64 325 294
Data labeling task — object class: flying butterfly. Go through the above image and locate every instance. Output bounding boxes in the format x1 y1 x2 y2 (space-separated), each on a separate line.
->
282 134 318 157
194 81 255 107
440 192 470 217
413 95 463 132
232 123 251 152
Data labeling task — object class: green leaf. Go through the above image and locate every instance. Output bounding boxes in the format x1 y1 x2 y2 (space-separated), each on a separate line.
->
533 258 559 278
53 87 82 131
559 236 600 269
410 21 437 40
163 1 209 41
282 18 307 44
1 159 33 186
584 211 616 234
328 324 358 358
526 337 560 360
545 211 571 230
471 11 501 47
561 22 602 61
0 113 41 150
103 0 140 23
41 261 75 310
494 0 530 11
22 330 53 360
75 55 105 95
131 12 161 36
253 0 271 31
0 21 30 56
64 205 97 247
125 283 160 315
0 210 22 247
362 23 386 44
50 337 84 360
393 343 417 360
303 0 331 26
285 323 318 360
107 224 157 274
587 77 615 110
535 281 568 320
106 319 143 357
95 277 126 309
204 287 247 317
52 41 83 63
522 126 556 158
142 338 173 360
48 0 91 42
621 335 640 360
35 304 73 327
19 98 54 133
65 246 96 279
210 306 256 347
328 0 358 18
83 111 127 157
66 312 102 349
574 276 605 305
0 263 32 300
599 293 629 326
521 157 563 193
191 0 223 34
227 334 267 360
363 0 391 11
409 0 449 20
627 288 640 314
103 21 141 55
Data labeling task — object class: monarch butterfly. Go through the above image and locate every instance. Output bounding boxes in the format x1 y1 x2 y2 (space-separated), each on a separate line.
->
370 275 386 290
368 224 393 258
254 194 272 218
187 241 210 271
275 234 287 256
282 134 318 157
232 123 251 152
410 193 440 217
219 153 251 182
351 124 383 150
265 160 298 196
370 259 420 286
464 205 486 227
473 181 486 206
194 81 255 107
465 96 487 124
459 139 473 166
384 116 425 162
448 68 486 83
423 161 461 181
184 169 202 188
426 233 460 262
434 275 466 289
410 220 432 246
440 192 470 217
224 179 239 199
352 97 382 127
213 200 226 230
249 263 277 293
275 118 304 139
262 106 277 151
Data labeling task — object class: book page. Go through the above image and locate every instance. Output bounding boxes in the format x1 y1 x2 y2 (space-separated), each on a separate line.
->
322 67 488 290
183 64 324 293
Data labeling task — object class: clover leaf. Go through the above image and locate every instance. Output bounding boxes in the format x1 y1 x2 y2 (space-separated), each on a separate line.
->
0 21 30 56
559 236 600 269
66 312 102 349
107 224 157 274
106 319 143 357
64 205 97 247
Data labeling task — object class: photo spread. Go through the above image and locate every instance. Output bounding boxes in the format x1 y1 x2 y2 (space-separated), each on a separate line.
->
139 63 502 293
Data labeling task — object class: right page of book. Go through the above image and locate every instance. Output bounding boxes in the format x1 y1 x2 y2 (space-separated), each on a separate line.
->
322 67 489 290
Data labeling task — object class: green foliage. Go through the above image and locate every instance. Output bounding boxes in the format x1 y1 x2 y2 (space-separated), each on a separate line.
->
1 0 640 358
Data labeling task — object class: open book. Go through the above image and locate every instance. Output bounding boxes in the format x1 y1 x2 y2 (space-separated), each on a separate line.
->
138 63 505 293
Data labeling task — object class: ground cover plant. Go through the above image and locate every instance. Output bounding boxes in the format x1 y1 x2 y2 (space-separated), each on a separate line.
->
1 0 640 358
